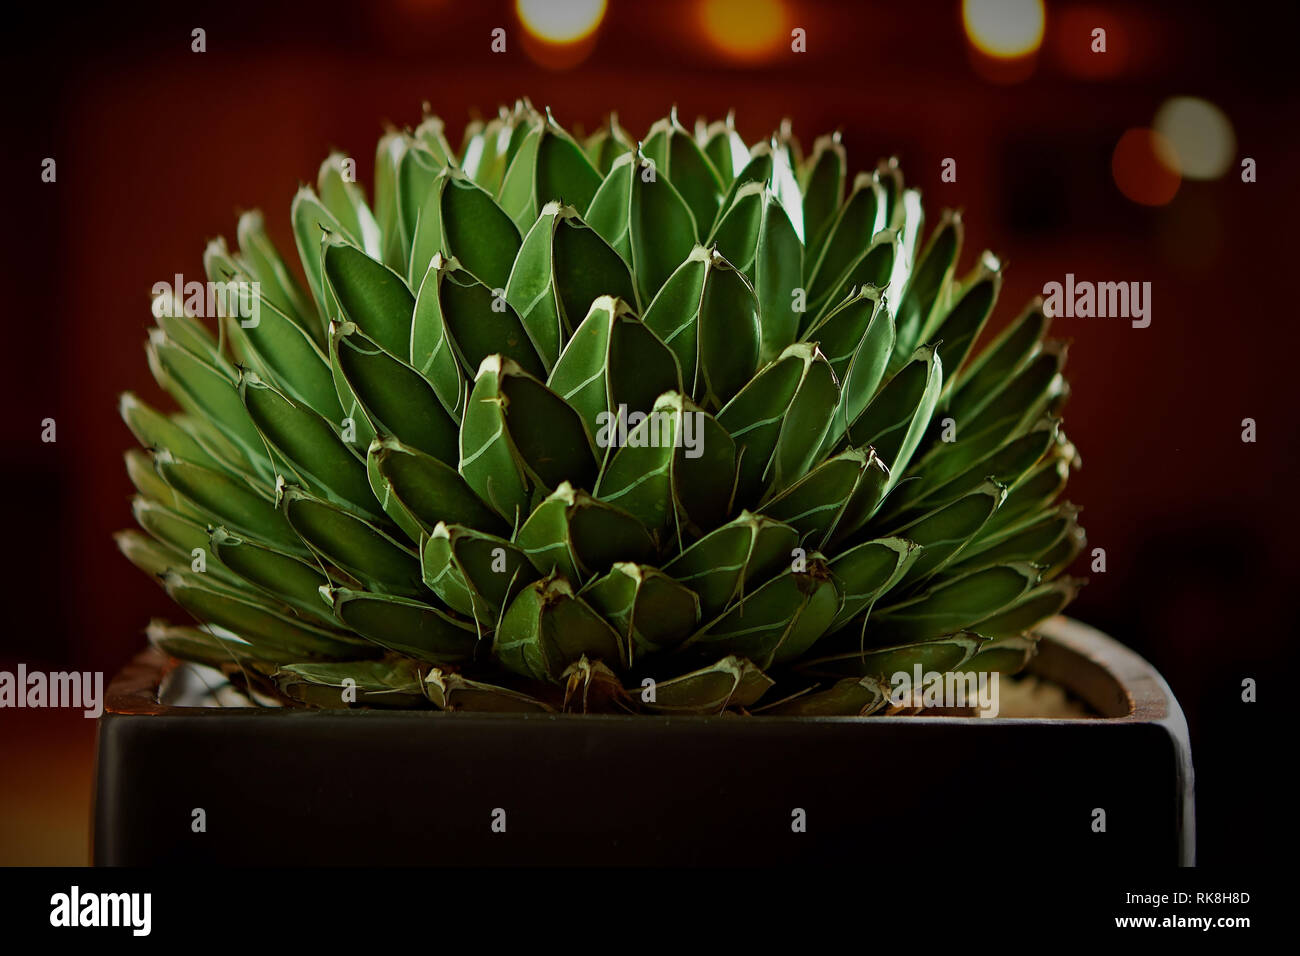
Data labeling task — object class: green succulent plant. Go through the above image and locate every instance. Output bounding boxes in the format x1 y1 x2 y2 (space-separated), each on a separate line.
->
117 99 1085 715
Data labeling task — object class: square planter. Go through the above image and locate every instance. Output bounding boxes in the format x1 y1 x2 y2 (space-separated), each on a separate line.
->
93 616 1194 866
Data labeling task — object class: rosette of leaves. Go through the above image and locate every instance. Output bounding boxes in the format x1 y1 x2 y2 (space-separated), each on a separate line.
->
118 100 1084 716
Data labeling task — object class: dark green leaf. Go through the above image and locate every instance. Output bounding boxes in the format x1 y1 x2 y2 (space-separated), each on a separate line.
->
369 436 507 540
580 563 700 656
421 522 538 627
663 511 798 620
494 574 628 680
322 234 415 358
640 656 773 714
328 588 477 663
330 321 460 463
641 111 725 240
281 485 424 597
505 202 637 368
515 482 655 584
409 166 521 291
241 372 382 520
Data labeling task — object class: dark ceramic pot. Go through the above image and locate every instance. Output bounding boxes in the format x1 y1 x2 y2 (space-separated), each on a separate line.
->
93 617 1194 865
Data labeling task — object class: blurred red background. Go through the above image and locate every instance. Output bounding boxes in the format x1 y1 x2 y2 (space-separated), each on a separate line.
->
1 0 1295 865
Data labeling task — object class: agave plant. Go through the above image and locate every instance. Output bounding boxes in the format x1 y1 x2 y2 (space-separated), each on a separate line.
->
117 100 1084 715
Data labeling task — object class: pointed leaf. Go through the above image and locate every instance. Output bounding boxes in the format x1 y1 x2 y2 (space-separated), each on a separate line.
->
809 228 897 323
797 633 984 680
805 172 884 302
698 115 749 185
951 503 1079 573
824 448 892 547
984 449 1072 535
664 511 799 620
120 392 223 472
960 634 1040 675
281 485 424 597
641 656 773 714
969 578 1084 639
463 356 598 506
827 536 922 629
642 246 761 410
873 563 1040 642
892 211 962 369
718 342 838 505
884 480 1007 588
241 373 382 519
800 133 847 264
328 588 477 664
409 256 468 417
374 131 411 271
236 209 318 342
494 575 628 680
317 152 383 259
710 183 803 364
505 202 637 368
322 234 415 358
155 453 303 554
641 112 725 239
950 299 1050 413
580 562 700 656
368 436 507 539
421 522 538 626
124 450 204 520
424 668 552 712
760 447 872 544
583 113 635 176
416 252 547 384
547 295 682 441
686 559 838 668
290 186 347 331
276 658 428 709
923 253 1002 387
208 526 339 623
330 320 459 463
397 142 446 253
163 570 363 661
130 498 243 590
515 482 656 583
846 343 942 488
408 166 522 290
148 334 268 468
809 289 896 457
496 111 602 228
592 391 730 540
896 416 1059 518
586 150 698 304
762 676 888 716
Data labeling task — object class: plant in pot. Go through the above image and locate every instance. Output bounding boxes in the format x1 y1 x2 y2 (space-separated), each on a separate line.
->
100 101 1193 866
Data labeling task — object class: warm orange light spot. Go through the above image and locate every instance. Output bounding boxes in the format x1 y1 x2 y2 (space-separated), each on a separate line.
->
700 0 788 62
1112 128 1181 206
516 0 606 44
516 0 606 69
963 0 1045 59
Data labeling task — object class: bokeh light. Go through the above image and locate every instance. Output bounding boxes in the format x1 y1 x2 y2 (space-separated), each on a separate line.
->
700 0 788 62
962 0 1045 59
1153 97 1236 180
516 0 606 44
1112 128 1181 206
